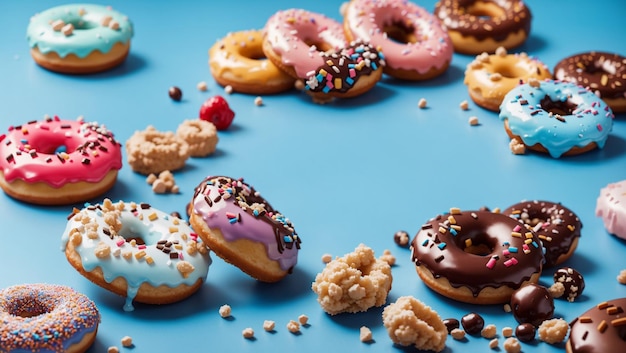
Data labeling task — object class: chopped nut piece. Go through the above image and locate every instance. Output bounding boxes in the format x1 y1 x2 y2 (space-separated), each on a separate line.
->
503 337 521 353
418 98 428 109
468 116 479 126
107 346 119 353
219 304 232 318
321 253 333 263
120 336 133 347
225 85 233 94
549 282 565 298
460 100 469 110
451 328 466 340
263 320 276 331
380 249 396 266
51 19 65 31
538 318 569 344
501 326 513 338
618 269 626 284
197 81 208 91
62 23 74 36
509 139 526 155
242 328 254 339
298 314 309 325
254 96 263 106
489 338 499 349
287 320 300 333
481 324 497 339
360 326 373 342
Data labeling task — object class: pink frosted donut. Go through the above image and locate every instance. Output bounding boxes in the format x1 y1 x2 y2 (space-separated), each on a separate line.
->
0 116 122 205
596 180 626 240
344 0 453 80
263 8 348 79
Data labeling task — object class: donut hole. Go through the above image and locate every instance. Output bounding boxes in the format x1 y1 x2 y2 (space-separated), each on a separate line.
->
303 39 335 53
118 216 156 246
492 63 530 79
465 2 506 20
68 19 99 30
383 22 418 44
540 95 578 116
8 297 54 318
457 233 496 257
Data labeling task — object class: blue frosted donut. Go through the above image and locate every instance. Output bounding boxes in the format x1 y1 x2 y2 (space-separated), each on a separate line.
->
0 283 100 353
499 79 615 158
27 4 133 73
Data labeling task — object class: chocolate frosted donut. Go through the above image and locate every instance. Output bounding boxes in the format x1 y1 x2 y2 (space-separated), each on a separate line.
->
555 51 626 113
503 200 582 267
411 209 544 304
567 298 626 353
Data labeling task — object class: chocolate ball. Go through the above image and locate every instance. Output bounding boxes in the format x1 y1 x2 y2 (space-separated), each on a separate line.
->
393 230 410 247
443 318 460 334
510 283 554 326
169 86 182 101
553 267 585 302
515 323 536 342
461 312 484 335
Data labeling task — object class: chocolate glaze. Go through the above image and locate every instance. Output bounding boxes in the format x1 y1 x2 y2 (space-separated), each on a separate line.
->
503 200 582 267
568 298 626 353
461 312 484 335
434 0 531 42
555 51 626 99
443 318 460 333
510 283 554 327
554 267 585 302
515 323 536 342
411 210 544 297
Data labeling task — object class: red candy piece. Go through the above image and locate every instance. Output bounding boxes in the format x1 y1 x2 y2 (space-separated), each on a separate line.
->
199 96 235 130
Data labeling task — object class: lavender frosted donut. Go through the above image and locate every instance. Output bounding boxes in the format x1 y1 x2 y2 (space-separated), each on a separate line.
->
189 176 301 282
0 283 100 353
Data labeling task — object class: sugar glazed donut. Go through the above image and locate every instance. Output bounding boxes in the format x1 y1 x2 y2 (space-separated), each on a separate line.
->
411 209 544 304
0 116 122 205
464 47 551 111
209 30 295 95
596 179 626 240
0 283 100 353
555 51 626 113
62 199 212 311
434 0 532 55
190 176 301 282
344 0 453 80
27 4 133 74
502 200 582 267
499 79 615 158
566 298 626 353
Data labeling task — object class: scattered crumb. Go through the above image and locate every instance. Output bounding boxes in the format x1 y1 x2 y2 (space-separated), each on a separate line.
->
219 304 232 318
549 282 565 298
460 100 469 110
176 119 218 157
618 269 626 284
254 96 263 106
503 337 521 353
224 85 233 94
126 126 190 175
379 249 396 266
294 80 305 90
197 81 208 91
528 77 541 88
509 139 526 155
489 338 499 349
382 296 447 352
360 326 373 342
120 336 133 348
298 314 309 325
242 328 254 339
287 320 300 333
146 170 179 194
481 324 497 339
503 304 512 313
502 327 513 338
468 116 479 126
538 318 569 344
451 328 466 340
495 46 507 57
263 320 276 331
418 98 428 109
321 253 333 263
107 346 119 353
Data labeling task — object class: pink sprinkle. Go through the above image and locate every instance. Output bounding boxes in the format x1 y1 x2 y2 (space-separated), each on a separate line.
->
522 244 530 253
503 249 511 256
486 257 497 269
138 245 146 250
326 82 334 89
178 253 184 260
39 125 50 130
513 225 521 232
349 68 356 78
226 212 237 219
597 124 603 131
116 240 125 247
190 233 198 240
326 73 333 81
504 258 518 267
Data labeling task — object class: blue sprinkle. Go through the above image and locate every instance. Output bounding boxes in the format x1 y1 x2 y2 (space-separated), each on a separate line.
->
503 241 510 246
346 77 354 85
421 239 429 246
348 63 355 68
450 228 457 236
371 62 377 70
253 209 259 216
438 242 447 250
322 86 331 93
55 145 67 153
378 52 385 59
316 73 324 82
228 218 238 224
532 241 539 248
355 47 364 53
509 247 518 253
283 235 293 243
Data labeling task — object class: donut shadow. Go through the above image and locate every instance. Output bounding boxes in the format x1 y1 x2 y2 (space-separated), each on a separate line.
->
293 83 396 107
393 343 455 353
37 52 148 79
251 266 316 303
519 133 626 162
328 305 385 329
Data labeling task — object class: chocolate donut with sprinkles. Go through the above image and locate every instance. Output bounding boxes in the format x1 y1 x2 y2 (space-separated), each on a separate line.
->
411 208 544 304
0 283 100 353
503 200 582 268
555 51 626 113
566 298 626 353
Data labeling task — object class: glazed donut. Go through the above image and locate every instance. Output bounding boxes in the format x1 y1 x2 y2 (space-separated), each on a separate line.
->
209 30 295 95
176 119 218 157
125 126 191 175
596 179 626 240
502 200 582 267
62 199 212 311
343 0 453 80
190 175 301 282
464 47 551 111
0 116 122 205
555 51 626 113
410 209 544 304
499 79 615 158
0 283 100 353
27 4 133 74
566 298 626 353
434 0 532 55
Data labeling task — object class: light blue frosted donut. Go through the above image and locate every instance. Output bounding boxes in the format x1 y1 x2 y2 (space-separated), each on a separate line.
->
499 79 615 158
27 4 133 58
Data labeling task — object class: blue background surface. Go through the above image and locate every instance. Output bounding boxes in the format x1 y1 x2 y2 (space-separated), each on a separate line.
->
1 0 625 352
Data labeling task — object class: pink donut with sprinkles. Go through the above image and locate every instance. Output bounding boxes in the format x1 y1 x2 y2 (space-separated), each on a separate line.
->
344 0 454 80
0 116 122 205
0 283 100 353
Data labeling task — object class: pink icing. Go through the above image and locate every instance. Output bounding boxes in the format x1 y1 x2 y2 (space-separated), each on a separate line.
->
264 8 348 78
0 116 122 188
596 180 626 240
344 0 453 74
192 176 299 271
